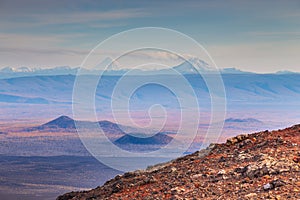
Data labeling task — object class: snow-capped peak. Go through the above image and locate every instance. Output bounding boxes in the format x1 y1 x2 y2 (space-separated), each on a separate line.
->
0 66 36 73
96 57 121 71
173 57 217 74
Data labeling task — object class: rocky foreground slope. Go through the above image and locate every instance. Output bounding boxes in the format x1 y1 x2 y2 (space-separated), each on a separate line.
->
58 125 300 199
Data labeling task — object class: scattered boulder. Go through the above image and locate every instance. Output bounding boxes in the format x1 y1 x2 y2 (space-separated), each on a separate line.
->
263 179 285 191
198 143 216 158
226 134 249 145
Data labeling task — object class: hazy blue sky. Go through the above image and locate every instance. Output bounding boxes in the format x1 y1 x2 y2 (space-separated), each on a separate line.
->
0 0 299 72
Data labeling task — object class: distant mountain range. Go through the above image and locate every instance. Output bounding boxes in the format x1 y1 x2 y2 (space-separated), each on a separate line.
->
0 66 79 79
2 57 297 79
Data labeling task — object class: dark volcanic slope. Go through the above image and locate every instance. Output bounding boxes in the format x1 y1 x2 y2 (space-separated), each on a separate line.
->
25 115 76 131
58 124 300 200
225 118 263 123
26 116 126 136
41 115 76 129
114 133 173 145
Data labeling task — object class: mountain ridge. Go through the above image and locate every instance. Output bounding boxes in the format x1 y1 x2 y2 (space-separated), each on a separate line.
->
2 57 296 79
57 124 300 200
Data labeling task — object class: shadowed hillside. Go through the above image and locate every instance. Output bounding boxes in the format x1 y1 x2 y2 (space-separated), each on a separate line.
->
114 133 173 145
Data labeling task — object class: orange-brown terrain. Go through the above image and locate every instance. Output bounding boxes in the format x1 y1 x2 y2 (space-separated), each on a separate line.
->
57 124 300 200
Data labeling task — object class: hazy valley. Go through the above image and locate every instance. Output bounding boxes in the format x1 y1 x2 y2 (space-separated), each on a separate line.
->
0 70 299 199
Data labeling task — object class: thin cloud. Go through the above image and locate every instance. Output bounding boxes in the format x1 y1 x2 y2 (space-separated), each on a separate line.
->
0 33 90 57
0 9 148 27
131 51 182 61
0 33 64 48
248 31 300 37
0 47 89 56
87 22 128 29
207 41 300 73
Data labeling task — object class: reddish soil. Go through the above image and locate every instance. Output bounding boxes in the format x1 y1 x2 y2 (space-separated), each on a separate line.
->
57 124 300 200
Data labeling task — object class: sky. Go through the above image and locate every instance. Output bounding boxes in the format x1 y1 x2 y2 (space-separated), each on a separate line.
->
0 0 299 73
